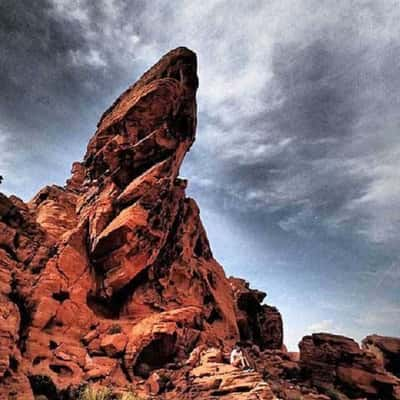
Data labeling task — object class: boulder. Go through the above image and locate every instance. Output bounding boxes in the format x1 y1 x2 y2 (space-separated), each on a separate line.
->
100 333 128 357
186 347 277 399
299 333 400 399
230 277 283 350
362 334 400 377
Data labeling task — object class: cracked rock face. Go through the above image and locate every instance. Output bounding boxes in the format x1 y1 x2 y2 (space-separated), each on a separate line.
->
0 47 283 399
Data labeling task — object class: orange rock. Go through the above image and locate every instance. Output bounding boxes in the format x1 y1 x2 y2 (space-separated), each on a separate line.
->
187 347 277 399
299 333 400 399
100 333 127 357
30 185 78 240
362 334 400 377
146 371 164 394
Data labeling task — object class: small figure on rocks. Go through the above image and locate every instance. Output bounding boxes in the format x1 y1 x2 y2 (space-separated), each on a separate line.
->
230 343 253 371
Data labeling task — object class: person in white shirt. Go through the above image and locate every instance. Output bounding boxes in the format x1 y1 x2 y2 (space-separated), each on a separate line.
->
230 344 251 370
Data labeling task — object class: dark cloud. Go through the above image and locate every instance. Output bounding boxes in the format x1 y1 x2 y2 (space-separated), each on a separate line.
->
189 37 368 228
1 0 86 132
188 20 399 247
271 40 358 141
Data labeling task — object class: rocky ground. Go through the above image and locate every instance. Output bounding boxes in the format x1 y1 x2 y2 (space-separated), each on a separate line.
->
0 47 399 400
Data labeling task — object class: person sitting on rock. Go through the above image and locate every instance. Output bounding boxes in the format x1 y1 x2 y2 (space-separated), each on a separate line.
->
230 343 252 371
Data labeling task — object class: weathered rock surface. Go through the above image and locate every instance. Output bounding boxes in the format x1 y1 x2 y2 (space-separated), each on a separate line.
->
0 48 282 399
173 347 278 399
362 334 400 378
230 277 283 350
299 333 400 399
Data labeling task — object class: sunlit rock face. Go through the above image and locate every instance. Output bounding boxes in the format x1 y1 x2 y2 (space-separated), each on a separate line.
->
0 47 283 399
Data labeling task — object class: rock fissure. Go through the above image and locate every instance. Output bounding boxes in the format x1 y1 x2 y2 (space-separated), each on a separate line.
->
8 272 33 354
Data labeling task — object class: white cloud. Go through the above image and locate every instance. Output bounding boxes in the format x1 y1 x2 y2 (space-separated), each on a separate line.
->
0 126 25 194
221 138 294 166
50 0 146 71
307 319 335 332
0 126 13 175
329 143 400 244
307 319 345 335
50 0 90 24
69 48 107 68
278 208 316 238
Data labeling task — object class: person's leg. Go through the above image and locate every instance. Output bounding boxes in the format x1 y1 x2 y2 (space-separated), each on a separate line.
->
241 356 249 369
232 359 241 368
240 355 247 369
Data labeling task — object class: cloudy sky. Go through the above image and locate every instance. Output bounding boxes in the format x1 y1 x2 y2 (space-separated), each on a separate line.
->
1 0 400 350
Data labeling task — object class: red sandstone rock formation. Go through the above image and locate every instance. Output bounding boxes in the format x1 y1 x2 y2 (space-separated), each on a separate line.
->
299 333 400 399
0 48 282 399
362 335 400 378
229 277 283 351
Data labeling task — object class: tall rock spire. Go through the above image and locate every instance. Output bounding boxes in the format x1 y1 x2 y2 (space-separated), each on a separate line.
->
0 48 283 399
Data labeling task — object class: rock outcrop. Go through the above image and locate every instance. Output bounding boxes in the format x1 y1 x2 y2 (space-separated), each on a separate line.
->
363 335 400 378
229 277 283 350
179 347 277 399
299 333 400 399
0 48 282 399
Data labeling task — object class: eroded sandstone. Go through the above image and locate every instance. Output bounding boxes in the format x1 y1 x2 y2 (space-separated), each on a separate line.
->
0 48 282 399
